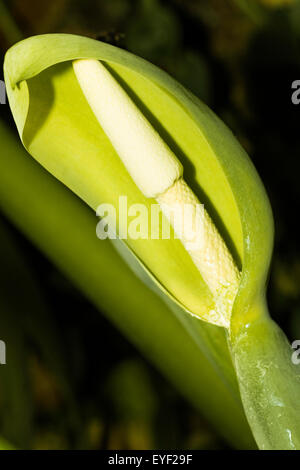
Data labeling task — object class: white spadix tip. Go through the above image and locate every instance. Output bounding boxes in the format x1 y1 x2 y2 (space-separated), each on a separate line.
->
73 59 183 198
73 58 240 328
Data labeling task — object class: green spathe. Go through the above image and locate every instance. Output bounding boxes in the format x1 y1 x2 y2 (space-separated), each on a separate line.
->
4 33 273 334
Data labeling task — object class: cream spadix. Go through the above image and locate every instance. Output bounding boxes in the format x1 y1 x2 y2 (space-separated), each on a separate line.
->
73 58 240 328
73 59 183 198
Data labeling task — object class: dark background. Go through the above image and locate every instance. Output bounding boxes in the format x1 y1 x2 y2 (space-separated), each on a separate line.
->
0 0 300 449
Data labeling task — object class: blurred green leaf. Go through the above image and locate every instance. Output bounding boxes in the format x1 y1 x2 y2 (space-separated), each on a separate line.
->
0 120 254 448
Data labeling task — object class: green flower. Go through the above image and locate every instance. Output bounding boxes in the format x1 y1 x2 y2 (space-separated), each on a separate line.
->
4 33 300 449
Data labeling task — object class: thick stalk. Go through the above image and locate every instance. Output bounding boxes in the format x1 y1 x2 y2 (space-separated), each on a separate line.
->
230 299 300 450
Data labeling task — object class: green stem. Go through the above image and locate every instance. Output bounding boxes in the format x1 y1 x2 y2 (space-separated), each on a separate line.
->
231 299 300 450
